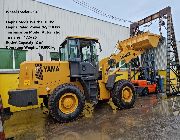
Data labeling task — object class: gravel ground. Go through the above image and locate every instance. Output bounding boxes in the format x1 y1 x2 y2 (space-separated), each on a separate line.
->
4 95 180 140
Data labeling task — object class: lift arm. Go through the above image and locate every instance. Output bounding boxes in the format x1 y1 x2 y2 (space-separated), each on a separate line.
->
99 32 160 83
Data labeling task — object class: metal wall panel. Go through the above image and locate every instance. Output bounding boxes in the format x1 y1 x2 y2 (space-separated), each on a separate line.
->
143 41 180 70
14 50 26 69
0 49 13 69
143 40 167 70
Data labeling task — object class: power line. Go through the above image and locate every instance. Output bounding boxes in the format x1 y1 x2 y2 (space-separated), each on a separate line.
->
72 0 134 24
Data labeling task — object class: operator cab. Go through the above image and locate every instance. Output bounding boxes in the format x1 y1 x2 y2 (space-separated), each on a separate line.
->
59 36 101 64
59 36 101 102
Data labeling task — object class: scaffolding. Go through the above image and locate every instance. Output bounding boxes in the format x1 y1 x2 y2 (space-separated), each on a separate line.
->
129 7 180 95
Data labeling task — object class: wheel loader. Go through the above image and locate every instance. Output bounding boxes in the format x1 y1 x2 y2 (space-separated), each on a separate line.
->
8 32 160 122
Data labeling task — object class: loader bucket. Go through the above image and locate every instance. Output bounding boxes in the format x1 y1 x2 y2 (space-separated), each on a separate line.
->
118 32 160 51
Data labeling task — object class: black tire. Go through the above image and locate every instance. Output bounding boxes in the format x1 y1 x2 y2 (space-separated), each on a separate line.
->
98 99 109 104
112 80 136 109
48 84 85 122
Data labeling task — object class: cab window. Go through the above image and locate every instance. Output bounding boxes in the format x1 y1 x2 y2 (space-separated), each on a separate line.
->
60 41 68 61
69 39 78 59
91 41 98 62
80 40 98 62
80 40 91 62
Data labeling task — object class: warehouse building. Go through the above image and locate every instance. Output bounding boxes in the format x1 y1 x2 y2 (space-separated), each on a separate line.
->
0 0 179 72
0 0 130 71
0 0 179 113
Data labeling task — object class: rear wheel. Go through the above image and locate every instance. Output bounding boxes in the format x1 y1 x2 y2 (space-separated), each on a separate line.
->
112 80 136 109
48 84 85 122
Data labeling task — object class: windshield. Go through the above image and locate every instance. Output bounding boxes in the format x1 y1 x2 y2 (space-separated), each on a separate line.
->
80 40 98 62
60 39 99 62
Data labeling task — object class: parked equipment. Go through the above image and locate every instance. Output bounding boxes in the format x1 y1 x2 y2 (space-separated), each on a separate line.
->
8 33 160 122
131 80 157 95
131 53 161 95
130 7 180 95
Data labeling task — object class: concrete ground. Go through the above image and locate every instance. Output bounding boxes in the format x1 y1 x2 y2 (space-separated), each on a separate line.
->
3 95 180 140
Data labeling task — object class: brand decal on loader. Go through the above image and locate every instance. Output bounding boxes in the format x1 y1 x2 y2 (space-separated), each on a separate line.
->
35 64 43 80
35 64 60 80
43 66 60 72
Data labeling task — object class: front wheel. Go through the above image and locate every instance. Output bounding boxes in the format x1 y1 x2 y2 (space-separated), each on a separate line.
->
112 80 136 109
48 84 85 122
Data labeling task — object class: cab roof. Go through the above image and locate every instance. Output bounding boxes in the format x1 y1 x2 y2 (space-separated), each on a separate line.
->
60 36 99 46
67 36 99 41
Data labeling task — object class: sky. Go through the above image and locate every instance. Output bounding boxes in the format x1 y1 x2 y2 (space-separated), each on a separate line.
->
37 0 180 41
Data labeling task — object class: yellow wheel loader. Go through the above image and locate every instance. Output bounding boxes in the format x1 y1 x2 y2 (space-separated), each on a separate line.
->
8 32 160 122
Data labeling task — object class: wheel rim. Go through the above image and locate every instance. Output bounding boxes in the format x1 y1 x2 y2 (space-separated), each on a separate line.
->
59 93 78 114
122 86 133 103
